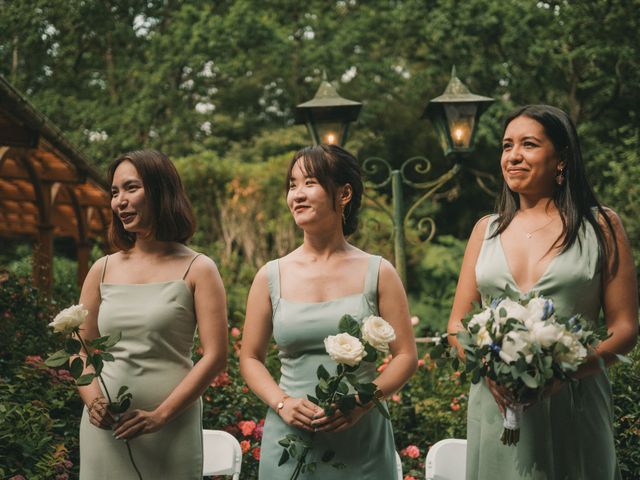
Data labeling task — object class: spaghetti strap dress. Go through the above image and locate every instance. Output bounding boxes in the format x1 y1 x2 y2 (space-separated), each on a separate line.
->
258 255 397 479
466 215 621 480
79 254 203 479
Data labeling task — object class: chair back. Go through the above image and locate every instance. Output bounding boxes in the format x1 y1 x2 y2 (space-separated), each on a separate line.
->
202 429 242 479
424 438 467 480
395 451 403 479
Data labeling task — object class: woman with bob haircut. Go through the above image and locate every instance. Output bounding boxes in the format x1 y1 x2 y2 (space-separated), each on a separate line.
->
240 144 418 479
76 149 228 479
447 105 638 479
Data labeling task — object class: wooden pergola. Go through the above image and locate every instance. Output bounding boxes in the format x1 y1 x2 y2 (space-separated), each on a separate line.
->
0 75 111 295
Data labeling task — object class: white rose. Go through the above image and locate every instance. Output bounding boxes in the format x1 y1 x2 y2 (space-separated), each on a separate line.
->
48 304 88 333
361 315 396 353
529 321 564 348
468 308 492 329
555 332 587 367
495 298 528 325
499 330 534 364
324 333 366 367
476 326 493 347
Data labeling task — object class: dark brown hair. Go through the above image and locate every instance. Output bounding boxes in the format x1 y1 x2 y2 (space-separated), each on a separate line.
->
286 144 363 236
107 149 196 250
492 105 617 274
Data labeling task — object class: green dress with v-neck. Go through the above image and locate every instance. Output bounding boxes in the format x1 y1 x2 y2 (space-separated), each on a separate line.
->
467 215 621 480
258 255 397 479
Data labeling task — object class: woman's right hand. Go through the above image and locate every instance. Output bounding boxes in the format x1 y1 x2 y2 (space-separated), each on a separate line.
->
277 397 319 432
86 396 117 430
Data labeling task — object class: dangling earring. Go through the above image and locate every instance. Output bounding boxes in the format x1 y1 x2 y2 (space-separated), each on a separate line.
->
555 167 566 186
341 209 346 225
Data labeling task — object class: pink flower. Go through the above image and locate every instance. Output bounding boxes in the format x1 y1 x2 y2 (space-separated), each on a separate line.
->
391 394 401 403
238 420 257 437
417 359 425 367
56 369 74 382
25 355 43 366
231 327 242 338
240 440 251 454
253 420 264 440
401 445 420 458
252 447 261 461
211 372 231 388
404 476 417 480
410 316 420 326
450 402 461 411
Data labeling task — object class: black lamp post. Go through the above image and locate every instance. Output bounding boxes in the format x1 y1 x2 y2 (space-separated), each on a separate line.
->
422 66 494 157
294 73 362 146
295 68 494 285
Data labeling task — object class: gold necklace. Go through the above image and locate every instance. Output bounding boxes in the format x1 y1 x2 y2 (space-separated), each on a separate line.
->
525 218 555 238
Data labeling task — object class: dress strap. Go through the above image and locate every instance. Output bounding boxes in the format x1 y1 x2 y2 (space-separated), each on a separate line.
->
182 253 203 280
100 255 109 284
266 260 281 311
363 255 382 315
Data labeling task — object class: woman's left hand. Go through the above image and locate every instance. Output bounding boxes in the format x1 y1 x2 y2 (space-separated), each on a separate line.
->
311 404 370 433
113 409 166 440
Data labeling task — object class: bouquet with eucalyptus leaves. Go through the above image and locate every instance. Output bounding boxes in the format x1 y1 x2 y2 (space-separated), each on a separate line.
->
278 314 395 479
45 304 142 479
432 287 606 445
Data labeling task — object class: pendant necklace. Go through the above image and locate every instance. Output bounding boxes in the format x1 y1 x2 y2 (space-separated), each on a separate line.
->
525 218 555 239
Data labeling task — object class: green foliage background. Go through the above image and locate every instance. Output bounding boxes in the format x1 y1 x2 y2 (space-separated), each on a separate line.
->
1 0 639 478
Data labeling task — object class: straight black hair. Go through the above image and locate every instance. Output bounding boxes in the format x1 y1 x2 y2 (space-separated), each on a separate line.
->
492 105 618 276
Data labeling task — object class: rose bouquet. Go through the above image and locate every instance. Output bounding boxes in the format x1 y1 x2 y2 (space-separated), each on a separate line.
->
278 314 395 478
432 288 603 445
45 304 142 478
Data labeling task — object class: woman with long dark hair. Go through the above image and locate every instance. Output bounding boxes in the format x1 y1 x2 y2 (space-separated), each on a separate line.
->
240 144 417 479
447 105 637 479
77 150 228 479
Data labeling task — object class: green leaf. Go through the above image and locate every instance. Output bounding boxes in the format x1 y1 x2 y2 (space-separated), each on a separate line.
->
117 385 129 398
317 364 330 380
307 462 317 472
520 372 538 389
321 450 336 462
338 314 360 337
364 344 377 362
101 331 122 349
336 381 348 395
278 438 290 447
278 449 290 466
70 357 84 378
339 394 357 412
76 373 95 386
65 337 81 355
92 356 104 376
100 352 115 362
45 350 70 367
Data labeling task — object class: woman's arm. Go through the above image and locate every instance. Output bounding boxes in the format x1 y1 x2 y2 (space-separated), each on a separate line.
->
115 256 228 439
76 256 118 429
239 266 318 432
574 209 639 378
314 258 418 432
447 216 488 357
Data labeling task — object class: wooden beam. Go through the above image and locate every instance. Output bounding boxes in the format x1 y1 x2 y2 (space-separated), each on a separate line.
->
0 156 78 183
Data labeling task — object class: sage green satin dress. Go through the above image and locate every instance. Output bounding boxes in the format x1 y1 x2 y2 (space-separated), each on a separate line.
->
467 215 621 480
79 256 203 479
258 255 397 480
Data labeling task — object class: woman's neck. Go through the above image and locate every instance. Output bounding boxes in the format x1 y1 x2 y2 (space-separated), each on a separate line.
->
300 228 351 260
517 195 557 217
129 235 181 257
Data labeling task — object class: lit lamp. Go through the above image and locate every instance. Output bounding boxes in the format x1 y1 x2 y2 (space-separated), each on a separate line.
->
294 74 362 147
422 66 494 157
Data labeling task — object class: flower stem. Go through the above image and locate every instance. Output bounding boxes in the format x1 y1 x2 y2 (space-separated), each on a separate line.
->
125 441 143 480
75 331 113 404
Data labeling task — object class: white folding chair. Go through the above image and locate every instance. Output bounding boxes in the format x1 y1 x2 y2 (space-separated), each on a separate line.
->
395 451 403 480
202 429 242 479
424 438 466 480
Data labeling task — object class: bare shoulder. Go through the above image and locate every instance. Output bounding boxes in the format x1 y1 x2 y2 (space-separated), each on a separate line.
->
378 257 403 288
188 253 221 280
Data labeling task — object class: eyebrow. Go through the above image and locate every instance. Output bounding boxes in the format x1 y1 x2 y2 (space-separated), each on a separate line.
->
112 179 142 189
502 135 542 142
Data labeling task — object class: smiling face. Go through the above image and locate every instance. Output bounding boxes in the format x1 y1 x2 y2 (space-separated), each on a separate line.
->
286 159 346 232
501 115 565 197
110 160 152 236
